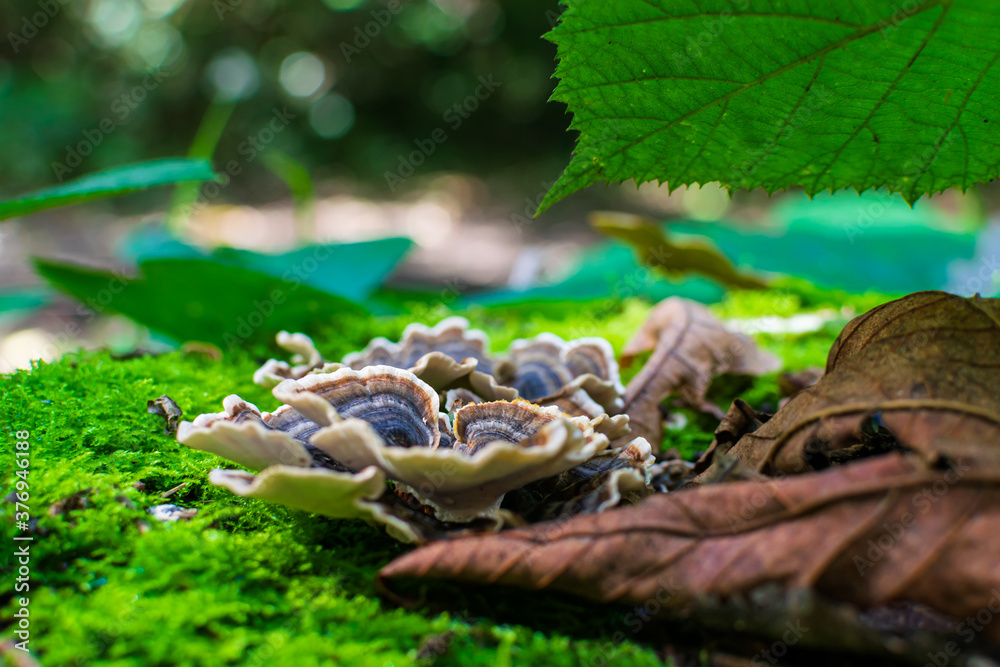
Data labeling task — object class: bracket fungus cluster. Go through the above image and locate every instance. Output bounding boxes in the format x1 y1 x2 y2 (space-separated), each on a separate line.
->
178 318 653 543
253 317 626 418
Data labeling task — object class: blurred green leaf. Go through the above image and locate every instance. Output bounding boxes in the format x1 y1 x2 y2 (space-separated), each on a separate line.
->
0 287 51 317
0 159 217 222
591 211 768 290
118 226 414 303
218 241 413 303
115 225 204 263
464 242 725 308
34 257 367 347
668 192 978 293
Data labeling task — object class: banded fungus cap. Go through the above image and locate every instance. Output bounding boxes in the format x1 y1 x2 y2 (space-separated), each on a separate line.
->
504 333 625 412
274 365 442 449
342 317 504 376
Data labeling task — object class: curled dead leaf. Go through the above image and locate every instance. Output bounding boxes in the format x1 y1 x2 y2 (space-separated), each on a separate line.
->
147 395 183 435
621 297 780 447
590 211 768 290
380 453 1000 650
379 291 1000 662
777 367 824 400
703 292 1000 475
693 398 772 476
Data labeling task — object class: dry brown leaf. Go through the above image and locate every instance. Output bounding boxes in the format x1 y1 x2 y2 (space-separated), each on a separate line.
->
590 211 769 290
693 399 772 477
379 291 1000 661
380 453 1000 645
147 394 183 435
707 292 1000 475
777 367 824 403
621 298 780 446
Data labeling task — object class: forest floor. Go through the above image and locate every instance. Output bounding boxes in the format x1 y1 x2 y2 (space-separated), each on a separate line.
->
0 285 891 667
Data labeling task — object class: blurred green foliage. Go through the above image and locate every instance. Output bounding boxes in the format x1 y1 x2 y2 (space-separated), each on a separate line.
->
667 191 980 294
34 234 415 345
0 158 215 221
0 0 571 198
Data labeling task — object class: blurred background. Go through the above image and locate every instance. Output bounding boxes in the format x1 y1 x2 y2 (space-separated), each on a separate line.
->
2 0 999 372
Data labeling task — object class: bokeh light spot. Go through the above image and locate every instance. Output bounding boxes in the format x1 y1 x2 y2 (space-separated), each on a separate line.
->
280 52 328 98
205 48 260 102
309 93 355 139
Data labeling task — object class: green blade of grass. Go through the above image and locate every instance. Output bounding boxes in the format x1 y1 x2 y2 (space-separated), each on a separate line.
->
168 99 237 231
0 158 217 222
262 150 316 241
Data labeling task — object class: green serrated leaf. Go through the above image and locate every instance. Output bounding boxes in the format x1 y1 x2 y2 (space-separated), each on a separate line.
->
0 158 217 221
539 0 1000 213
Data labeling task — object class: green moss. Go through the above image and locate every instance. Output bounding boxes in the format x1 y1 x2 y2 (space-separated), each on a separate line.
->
0 289 882 666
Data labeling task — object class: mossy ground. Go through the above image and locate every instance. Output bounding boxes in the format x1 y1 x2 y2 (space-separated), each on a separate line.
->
0 285 892 666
